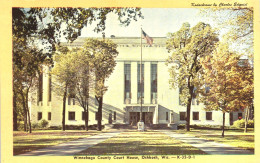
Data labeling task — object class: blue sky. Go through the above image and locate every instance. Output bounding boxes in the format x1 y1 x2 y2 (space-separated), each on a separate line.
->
81 8 216 38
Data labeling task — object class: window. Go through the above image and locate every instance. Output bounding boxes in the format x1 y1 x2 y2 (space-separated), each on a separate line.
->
124 64 131 103
68 97 76 105
193 112 199 120
68 87 75 105
95 112 98 120
68 112 75 120
192 98 196 105
166 112 169 121
206 112 212 120
151 63 157 103
114 111 116 120
179 87 184 106
137 63 144 103
180 112 186 121
38 112 42 121
48 112 51 120
38 72 43 103
48 73 52 102
95 98 98 106
68 97 71 105
205 86 210 93
238 113 243 120
171 113 174 123
82 111 86 120
192 87 199 105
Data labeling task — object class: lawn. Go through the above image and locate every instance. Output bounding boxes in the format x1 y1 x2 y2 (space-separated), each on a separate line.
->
175 129 254 152
78 131 207 155
13 130 104 155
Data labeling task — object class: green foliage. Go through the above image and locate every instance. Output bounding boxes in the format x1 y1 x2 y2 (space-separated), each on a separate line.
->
12 7 142 132
13 8 143 54
201 43 242 112
39 119 49 128
166 22 218 105
201 42 253 114
48 126 62 130
200 8 253 57
166 22 218 131
82 38 119 97
31 123 40 129
233 119 254 128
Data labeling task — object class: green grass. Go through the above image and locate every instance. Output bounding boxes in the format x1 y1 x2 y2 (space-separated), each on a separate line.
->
175 129 254 152
13 130 104 155
78 131 207 155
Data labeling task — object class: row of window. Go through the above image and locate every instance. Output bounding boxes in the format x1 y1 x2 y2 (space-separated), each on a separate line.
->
178 112 243 121
38 111 117 121
37 112 51 121
69 111 116 121
38 71 52 105
178 112 212 121
124 63 157 104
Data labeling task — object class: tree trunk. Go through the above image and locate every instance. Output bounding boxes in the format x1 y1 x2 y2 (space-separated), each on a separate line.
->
62 89 67 131
13 93 18 131
186 85 194 132
86 101 89 131
97 96 103 131
244 107 249 133
25 91 32 133
23 112 27 132
21 94 27 132
27 106 32 133
84 109 88 131
185 97 192 131
222 112 225 137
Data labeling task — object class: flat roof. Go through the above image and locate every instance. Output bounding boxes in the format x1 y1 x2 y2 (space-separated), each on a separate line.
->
61 37 167 46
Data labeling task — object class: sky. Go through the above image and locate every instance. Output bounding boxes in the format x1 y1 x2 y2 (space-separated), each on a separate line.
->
80 8 216 38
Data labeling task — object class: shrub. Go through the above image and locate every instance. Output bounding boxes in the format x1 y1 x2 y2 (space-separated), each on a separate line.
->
247 120 254 128
39 119 49 128
48 126 62 130
32 122 39 129
233 119 245 128
233 119 254 128
17 122 25 131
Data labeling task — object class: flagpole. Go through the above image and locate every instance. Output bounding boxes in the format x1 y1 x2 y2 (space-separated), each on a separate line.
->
140 27 143 123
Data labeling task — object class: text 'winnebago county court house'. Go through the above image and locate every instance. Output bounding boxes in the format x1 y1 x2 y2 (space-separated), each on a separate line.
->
29 36 245 128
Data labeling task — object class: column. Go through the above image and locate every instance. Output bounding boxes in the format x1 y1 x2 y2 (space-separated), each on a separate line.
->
144 62 151 104
131 62 138 104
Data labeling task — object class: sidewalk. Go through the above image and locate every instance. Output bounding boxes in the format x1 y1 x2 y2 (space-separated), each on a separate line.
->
19 131 121 156
163 131 254 155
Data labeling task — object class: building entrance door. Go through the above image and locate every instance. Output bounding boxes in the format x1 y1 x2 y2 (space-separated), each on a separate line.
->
129 112 153 125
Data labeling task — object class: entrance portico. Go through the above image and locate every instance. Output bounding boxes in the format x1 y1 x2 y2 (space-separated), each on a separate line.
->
124 104 159 125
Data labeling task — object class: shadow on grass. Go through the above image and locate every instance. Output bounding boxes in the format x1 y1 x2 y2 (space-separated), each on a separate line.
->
78 133 207 155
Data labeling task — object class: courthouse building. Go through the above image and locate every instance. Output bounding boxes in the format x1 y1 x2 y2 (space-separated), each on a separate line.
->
29 37 244 127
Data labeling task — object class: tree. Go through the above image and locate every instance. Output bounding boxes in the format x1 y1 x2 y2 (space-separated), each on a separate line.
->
200 43 247 137
13 36 46 133
13 8 143 54
201 8 253 57
70 50 93 131
51 49 78 131
201 8 254 133
12 7 143 131
166 22 218 131
234 58 253 133
82 38 118 131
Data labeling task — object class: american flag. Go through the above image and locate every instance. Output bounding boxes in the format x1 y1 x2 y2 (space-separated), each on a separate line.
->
141 29 153 46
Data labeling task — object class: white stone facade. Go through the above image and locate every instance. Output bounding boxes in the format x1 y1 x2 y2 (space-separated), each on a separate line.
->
30 37 244 127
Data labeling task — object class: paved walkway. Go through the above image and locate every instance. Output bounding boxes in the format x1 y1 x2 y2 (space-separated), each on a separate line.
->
18 129 253 156
163 131 254 155
19 131 121 156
